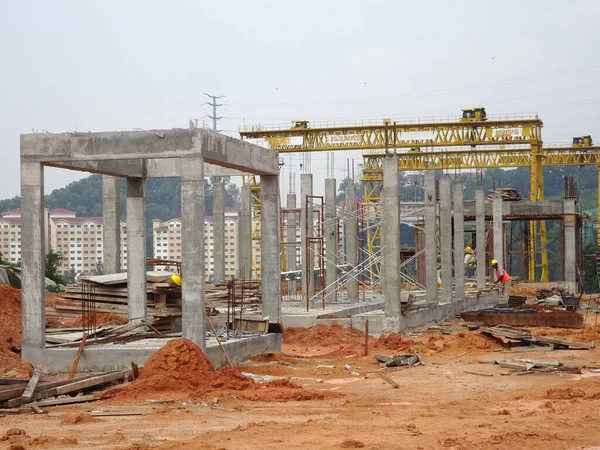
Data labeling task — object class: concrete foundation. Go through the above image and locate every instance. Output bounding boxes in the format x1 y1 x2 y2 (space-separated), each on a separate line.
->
352 291 500 337
453 179 465 299
439 176 452 303
424 171 437 303
324 179 338 303
102 175 121 274
345 181 359 301
213 182 226 283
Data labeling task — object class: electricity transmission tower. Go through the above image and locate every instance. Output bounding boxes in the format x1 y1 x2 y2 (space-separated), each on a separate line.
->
202 93 225 132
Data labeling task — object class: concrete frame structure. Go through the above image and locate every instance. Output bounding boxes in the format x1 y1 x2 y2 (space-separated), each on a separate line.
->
493 193 504 270
475 190 486 289
439 176 452 303
239 185 252 279
300 174 314 299
563 199 578 293
453 179 465 299
20 128 281 370
102 175 121 274
286 194 298 296
424 171 437 303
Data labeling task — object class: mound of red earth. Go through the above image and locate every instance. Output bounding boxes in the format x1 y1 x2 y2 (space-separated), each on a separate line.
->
104 338 335 403
283 323 365 356
0 284 22 373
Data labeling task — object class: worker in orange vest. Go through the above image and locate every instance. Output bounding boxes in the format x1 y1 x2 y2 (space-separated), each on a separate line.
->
491 259 511 297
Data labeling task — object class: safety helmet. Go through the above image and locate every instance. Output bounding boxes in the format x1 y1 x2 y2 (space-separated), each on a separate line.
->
465 246 473 253
171 274 182 286
491 259 498 266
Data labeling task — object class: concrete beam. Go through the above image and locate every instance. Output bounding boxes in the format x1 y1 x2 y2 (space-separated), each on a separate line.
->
261 175 282 321
126 179 147 324
383 158 401 324
102 176 121 274
181 158 206 348
21 129 279 175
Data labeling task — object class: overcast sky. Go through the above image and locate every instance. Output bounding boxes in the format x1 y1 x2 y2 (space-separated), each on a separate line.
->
1 0 599 199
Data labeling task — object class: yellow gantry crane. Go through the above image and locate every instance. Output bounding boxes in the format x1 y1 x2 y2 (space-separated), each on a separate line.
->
240 110 599 283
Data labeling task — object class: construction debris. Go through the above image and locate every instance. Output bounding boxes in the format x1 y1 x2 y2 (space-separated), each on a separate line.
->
487 188 522 201
479 325 591 349
461 308 584 328
374 353 424 368
493 359 582 374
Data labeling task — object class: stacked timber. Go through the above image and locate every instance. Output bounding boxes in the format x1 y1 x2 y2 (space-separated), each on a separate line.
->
205 279 262 309
46 271 182 331
487 188 522 201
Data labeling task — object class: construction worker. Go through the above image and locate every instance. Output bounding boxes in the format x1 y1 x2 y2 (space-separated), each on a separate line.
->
491 259 511 297
464 246 476 278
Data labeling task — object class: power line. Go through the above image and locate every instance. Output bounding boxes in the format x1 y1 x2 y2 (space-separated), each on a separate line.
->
201 93 225 132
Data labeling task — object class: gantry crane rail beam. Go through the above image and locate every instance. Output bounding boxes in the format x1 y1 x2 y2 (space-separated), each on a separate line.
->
239 117 542 152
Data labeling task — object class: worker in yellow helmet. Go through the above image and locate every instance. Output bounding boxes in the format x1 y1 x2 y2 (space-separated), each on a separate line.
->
491 259 511 297
464 246 476 278
171 274 182 286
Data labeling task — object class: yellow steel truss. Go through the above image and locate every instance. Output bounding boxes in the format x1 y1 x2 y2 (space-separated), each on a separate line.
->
240 114 598 283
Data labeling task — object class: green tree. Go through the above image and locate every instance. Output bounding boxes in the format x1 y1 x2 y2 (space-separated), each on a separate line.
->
45 250 65 285
63 266 77 285
92 258 104 276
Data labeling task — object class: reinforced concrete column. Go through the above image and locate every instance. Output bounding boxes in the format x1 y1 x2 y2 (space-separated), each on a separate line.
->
286 194 298 296
475 189 486 289
239 185 252 279
439 176 452 303
345 181 359 302
20 161 46 352
563 199 577 293
126 178 147 324
261 175 282 321
181 158 206 348
301 174 314 300
383 158 401 321
325 179 338 303
453 179 465 299
213 182 225 283
493 193 504 270
102 175 121 274
424 171 438 303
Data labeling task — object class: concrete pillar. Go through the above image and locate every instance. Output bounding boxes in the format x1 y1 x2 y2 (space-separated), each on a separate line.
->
493 193 504 271
181 158 206 348
261 175 282 320
439 176 452 303
213 182 225 283
102 175 121 274
286 194 297 296
475 190 486 289
563 199 577 293
383 158 401 322
239 185 252 279
300 174 314 300
126 178 147 323
453 179 465 299
345 181 359 302
424 171 438 303
20 161 46 353
325 179 338 303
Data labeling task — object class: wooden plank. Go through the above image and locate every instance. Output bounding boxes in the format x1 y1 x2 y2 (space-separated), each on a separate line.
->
68 332 88 379
378 372 399 388
33 395 96 407
0 375 94 402
5 367 43 407
464 370 494 377
0 407 34 414
36 370 131 398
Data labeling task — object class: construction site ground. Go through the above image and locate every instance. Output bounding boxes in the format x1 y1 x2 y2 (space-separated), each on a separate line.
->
3 318 600 450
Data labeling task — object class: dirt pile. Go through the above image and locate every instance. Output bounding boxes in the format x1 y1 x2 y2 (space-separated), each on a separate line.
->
1 428 78 447
283 323 365 356
374 331 501 355
0 283 22 373
104 338 333 403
